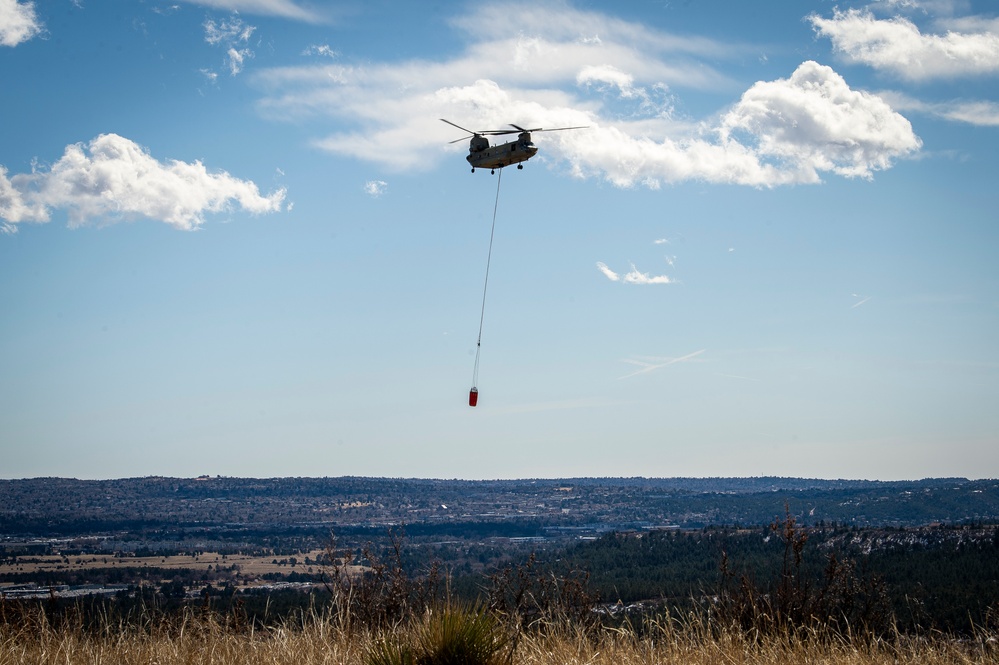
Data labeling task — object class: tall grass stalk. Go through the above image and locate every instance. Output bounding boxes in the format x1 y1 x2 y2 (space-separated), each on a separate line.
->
2 603 996 665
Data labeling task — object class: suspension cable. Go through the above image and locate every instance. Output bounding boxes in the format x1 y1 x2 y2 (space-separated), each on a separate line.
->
471 168 503 390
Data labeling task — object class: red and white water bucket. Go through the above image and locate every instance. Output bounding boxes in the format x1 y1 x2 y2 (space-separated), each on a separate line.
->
468 387 479 407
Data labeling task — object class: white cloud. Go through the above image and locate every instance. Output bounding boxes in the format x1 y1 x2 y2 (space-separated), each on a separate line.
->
253 5 920 187
932 100 999 125
719 61 921 181
878 90 999 126
204 15 255 76
577 64 637 96
364 180 387 197
204 16 254 44
596 262 620 281
0 166 45 232
302 44 337 58
0 134 285 232
596 261 672 285
226 46 252 75
0 0 42 46
810 7 999 80
448 3 734 66
182 0 323 22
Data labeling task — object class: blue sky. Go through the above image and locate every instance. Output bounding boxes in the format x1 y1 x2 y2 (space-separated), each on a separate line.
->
1 0 997 481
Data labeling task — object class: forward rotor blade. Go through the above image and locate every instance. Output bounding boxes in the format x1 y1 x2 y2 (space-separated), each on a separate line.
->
440 118 475 135
507 124 589 133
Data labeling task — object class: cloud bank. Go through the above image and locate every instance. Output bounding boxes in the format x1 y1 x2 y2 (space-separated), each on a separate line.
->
0 0 41 46
253 4 920 187
1 134 286 233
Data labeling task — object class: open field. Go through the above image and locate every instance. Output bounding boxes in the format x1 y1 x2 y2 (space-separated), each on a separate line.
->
0 550 373 597
0 550 330 580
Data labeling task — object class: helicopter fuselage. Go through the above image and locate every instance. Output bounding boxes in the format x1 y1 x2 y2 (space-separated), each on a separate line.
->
467 132 538 171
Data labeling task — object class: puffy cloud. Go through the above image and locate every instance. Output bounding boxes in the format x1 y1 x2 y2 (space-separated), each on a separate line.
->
809 7 999 80
719 61 922 181
0 0 42 47
364 180 387 197
253 5 920 187
0 166 45 233
543 61 918 185
0 134 285 232
596 261 673 285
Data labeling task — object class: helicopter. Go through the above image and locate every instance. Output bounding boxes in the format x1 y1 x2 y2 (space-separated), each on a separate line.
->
441 119 587 173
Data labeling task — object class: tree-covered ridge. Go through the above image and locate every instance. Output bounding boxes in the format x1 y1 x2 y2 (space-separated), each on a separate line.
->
556 523 999 633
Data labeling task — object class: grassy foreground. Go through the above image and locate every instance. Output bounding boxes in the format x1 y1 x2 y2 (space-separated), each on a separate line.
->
2 607 997 665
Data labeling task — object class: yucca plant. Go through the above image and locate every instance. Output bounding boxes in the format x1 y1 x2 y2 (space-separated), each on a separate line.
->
367 637 418 665
364 603 507 665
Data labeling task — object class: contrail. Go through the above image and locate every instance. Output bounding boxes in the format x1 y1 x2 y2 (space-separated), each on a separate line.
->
619 349 706 379
851 294 871 308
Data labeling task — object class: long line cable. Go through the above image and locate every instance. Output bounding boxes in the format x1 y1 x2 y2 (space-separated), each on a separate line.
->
472 168 503 388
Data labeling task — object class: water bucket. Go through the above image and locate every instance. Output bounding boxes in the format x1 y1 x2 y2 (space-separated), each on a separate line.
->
468 387 479 407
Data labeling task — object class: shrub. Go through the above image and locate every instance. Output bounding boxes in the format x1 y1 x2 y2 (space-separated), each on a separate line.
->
319 529 444 632
714 506 893 638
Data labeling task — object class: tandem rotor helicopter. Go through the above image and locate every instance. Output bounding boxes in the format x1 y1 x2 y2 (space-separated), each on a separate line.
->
441 118 587 173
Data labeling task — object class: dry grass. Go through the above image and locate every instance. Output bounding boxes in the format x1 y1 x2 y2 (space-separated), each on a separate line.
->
2 607 997 665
